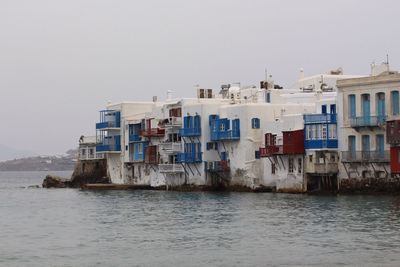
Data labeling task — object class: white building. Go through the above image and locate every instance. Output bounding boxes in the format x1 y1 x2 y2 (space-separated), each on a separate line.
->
337 63 399 180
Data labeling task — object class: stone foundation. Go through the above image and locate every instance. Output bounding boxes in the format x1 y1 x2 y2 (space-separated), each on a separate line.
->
339 177 400 194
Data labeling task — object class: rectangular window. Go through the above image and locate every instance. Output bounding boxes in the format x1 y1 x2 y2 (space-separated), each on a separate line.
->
392 91 399 115
376 134 384 153
309 154 313 163
348 94 356 118
348 136 356 152
322 124 327 140
328 124 337 140
312 125 317 140
307 126 313 140
321 105 327 114
266 92 271 103
362 135 370 152
330 104 336 114
251 118 260 129
288 158 294 173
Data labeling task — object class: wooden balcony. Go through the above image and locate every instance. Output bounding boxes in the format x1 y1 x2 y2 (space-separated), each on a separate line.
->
140 128 165 138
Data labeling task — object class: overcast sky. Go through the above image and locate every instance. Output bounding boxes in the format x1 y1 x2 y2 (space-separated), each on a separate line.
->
1 0 399 155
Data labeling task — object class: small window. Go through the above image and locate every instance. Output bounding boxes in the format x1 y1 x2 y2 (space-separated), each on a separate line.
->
251 118 260 129
271 163 276 174
255 151 260 159
266 92 271 103
309 154 313 163
298 158 302 174
289 158 294 173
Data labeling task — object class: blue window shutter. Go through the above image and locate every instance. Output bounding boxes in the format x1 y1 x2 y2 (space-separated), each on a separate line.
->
330 104 336 114
392 91 399 115
349 95 356 118
322 105 327 114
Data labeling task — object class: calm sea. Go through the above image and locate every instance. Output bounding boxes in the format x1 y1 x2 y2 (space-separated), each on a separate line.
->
1 171 400 267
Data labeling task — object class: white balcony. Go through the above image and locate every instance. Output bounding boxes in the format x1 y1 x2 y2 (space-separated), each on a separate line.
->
159 164 185 173
79 146 104 161
165 117 182 128
159 142 182 154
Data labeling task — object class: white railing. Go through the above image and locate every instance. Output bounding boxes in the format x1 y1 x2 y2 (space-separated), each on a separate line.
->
165 117 182 127
79 146 104 161
159 164 185 173
79 136 100 145
159 142 182 154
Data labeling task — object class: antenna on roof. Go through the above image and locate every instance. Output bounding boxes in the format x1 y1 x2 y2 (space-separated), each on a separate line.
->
386 54 390 65
265 68 268 81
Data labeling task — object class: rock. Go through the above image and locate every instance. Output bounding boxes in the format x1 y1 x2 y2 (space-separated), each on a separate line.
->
69 159 110 187
42 175 71 188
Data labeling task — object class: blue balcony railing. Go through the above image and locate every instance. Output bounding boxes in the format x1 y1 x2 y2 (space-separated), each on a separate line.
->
304 113 337 124
179 127 201 137
96 110 121 130
350 115 386 128
210 130 240 141
96 121 120 130
177 152 202 163
129 134 141 142
96 144 121 152
304 139 338 149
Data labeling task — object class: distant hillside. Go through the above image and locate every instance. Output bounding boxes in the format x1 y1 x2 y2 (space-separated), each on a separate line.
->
0 149 77 171
0 144 37 161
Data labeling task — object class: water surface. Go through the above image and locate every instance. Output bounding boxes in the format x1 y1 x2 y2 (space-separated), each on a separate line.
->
1 171 400 266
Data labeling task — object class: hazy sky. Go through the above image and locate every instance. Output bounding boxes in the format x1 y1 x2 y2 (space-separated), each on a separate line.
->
1 0 400 155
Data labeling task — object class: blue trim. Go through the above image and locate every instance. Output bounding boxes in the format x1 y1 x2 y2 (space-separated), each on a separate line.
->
96 110 121 129
96 144 121 152
304 139 338 149
176 152 202 163
96 135 121 152
180 115 201 137
129 134 141 142
210 117 240 141
304 113 337 124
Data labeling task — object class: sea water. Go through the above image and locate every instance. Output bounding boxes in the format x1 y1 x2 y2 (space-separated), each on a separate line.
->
1 171 400 267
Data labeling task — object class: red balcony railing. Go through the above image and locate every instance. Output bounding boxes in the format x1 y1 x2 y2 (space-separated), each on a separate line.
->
259 144 304 157
259 145 283 157
140 128 165 138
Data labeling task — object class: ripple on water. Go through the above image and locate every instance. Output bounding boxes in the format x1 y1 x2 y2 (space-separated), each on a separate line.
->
1 172 400 267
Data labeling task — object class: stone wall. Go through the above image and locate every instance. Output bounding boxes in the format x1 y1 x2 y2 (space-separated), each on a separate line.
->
339 177 400 194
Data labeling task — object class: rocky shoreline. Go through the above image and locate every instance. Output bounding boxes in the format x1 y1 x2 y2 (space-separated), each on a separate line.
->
41 158 400 194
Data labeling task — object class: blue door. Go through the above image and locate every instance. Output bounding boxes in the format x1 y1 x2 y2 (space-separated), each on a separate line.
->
349 95 356 119
349 136 356 152
362 135 370 160
376 134 384 154
392 91 399 115
362 94 370 125
330 104 336 114
377 93 385 123
321 105 327 114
